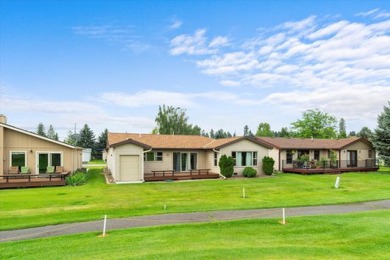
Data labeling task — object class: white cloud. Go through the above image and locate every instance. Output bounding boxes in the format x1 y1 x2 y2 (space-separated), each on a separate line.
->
209 36 229 48
72 24 149 53
169 19 182 30
170 11 390 128
99 90 195 107
356 8 390 19
169 29 229 55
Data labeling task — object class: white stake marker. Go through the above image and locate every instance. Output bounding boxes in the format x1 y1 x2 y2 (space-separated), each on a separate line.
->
335 176 340 189
102 214 107 237
242 187 246 198
282 208 286 225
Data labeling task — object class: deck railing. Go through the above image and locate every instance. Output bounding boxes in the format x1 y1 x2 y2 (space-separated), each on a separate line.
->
282 159 378 170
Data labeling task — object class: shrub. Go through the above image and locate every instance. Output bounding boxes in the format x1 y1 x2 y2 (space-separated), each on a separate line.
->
219 154 234 178
242 167 257 178
262 156 275 175
65 170 89 186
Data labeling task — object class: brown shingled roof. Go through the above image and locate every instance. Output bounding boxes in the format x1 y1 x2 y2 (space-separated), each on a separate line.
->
257 136 369 150
108 133 274 150
107 133 214 149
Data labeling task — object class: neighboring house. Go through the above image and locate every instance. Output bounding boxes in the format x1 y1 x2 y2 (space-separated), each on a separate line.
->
106 133 273 183
257 137 378 172
0 115 82 175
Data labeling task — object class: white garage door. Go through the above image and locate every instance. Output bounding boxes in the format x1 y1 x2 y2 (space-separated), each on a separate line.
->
120 155 140 182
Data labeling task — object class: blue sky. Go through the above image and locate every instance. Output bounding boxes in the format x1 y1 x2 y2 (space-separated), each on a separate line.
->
1 0 389 140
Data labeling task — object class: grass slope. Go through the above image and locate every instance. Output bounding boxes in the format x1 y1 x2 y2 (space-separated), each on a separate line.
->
2 210 389 259
1 168 389 230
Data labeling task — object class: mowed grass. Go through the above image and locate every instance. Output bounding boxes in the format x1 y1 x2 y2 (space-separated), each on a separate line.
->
2 210 389 259
1 167 389 230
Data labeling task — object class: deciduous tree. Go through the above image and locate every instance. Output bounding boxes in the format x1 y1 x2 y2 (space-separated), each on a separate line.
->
291 109 338 139
154 105 202 135
256 122 274 137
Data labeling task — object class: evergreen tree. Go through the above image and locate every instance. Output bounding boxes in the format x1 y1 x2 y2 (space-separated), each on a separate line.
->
357 126 373 140
338 118 347 138
64 130 78 145
95 129 108 159
372 102 390 165
78 124 96 149
243 125 250 136
36 123 46 137
209 129 215 139
349 131 357 137
46 125 59 141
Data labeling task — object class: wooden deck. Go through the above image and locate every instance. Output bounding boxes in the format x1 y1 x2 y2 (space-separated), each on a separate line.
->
0 173 69 189
144 169 220 181
282 167 379 174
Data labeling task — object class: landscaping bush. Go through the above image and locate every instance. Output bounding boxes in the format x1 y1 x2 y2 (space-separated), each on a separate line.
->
65 170 90 186
242 167 257 178
262 156 275 175
219 154 234 178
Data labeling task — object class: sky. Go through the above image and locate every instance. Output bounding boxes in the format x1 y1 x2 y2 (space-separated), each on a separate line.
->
1 0 389 140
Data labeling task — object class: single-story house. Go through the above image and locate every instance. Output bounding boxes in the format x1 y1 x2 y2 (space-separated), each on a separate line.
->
0 115 83 175
257 136 378 172
106 132 273 183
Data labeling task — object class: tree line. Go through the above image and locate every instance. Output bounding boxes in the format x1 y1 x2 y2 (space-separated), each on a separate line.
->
35 102 390 165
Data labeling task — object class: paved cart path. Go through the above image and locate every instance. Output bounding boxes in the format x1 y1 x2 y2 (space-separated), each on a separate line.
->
1 200 389 242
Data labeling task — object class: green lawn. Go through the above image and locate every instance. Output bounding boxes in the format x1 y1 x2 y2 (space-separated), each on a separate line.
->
1 168 389 231
2 210 389 259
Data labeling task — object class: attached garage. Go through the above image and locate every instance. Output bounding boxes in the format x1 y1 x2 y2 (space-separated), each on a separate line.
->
119 155 140 182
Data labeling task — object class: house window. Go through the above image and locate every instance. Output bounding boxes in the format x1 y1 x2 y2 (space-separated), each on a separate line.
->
144 152 163 161
11 151 26 169
368 150 373 158
214 152 218 166
314 150 320 161
231 151 257 166
286 150 293 164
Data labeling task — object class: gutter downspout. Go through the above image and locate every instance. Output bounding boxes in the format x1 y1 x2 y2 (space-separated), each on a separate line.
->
213 148 226 180
141 148 153 182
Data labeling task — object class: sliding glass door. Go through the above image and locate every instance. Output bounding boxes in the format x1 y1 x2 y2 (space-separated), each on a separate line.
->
37 152 62 173
173 152 197 172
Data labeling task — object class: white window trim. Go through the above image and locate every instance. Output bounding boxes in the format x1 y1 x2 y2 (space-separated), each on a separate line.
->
9 151 27 167
232 151 258 167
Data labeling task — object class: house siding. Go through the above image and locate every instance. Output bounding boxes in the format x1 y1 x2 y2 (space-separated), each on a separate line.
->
109 143 144 182
2 127 81 174
219 139 269 175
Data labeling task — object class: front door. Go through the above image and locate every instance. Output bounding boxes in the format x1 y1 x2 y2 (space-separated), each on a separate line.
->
38 153 49 173
347 150 357 167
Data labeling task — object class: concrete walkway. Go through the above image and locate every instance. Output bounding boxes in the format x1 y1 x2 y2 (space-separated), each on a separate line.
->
1 200 389 242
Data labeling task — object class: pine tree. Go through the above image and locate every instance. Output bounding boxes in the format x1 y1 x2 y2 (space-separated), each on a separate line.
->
78 124 96 149
372 102 390 165
46 125 59 140
36 123 46 137
95 129 108 159
338 118 347 138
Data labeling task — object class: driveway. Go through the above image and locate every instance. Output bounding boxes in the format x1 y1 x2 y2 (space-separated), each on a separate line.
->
1 199 389 242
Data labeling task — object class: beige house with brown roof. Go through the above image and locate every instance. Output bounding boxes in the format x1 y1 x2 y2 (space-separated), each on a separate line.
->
257 137 377 172
106 133 273 183
0 115 82 175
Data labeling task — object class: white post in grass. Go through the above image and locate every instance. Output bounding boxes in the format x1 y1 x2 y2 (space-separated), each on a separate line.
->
242 187 246 198
335 176 340 189
282 208 286 225
102 215 107 237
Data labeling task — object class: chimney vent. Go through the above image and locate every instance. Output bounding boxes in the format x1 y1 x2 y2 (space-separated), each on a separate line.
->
0 114 7 124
